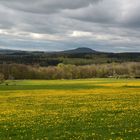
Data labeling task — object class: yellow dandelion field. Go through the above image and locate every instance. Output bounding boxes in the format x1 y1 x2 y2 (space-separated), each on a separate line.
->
0 79 140 140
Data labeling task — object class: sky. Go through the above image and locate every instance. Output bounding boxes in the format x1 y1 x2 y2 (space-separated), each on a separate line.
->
0 0 140 52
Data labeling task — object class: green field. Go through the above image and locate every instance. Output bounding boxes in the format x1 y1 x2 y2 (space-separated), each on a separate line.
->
0 79 140 140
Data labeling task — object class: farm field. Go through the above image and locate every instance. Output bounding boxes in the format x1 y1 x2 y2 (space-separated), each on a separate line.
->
0 79 140 140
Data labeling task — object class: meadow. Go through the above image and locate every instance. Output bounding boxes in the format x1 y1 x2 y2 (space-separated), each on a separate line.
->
0 79 140 140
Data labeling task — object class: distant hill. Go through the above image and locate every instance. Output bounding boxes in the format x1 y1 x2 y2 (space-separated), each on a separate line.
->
0 48 44 55
0 49 19 54
60 47 97 54
0 47 97 55
0 47 139 55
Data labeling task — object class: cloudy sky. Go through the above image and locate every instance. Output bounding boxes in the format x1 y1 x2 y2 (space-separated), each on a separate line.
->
0 0 140 52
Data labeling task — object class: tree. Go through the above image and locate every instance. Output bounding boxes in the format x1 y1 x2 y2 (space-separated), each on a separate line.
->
0 73 4 84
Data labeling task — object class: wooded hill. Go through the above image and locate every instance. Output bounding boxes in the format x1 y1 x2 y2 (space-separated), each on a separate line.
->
0 47 140 66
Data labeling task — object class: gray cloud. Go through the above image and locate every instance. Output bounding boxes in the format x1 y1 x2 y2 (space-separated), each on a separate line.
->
0 0 101 14
0 0 140 52
64 0 140 28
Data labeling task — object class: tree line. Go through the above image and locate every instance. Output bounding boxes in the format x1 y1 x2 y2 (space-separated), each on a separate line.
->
0 51 140 67
0 62 139 81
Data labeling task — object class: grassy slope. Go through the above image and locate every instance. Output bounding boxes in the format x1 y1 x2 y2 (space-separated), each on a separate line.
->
0 79 140 140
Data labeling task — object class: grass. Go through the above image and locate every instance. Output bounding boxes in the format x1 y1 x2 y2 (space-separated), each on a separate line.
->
0 79 140 140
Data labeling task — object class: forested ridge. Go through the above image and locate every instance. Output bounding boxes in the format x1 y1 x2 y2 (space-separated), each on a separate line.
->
0 48 140 66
